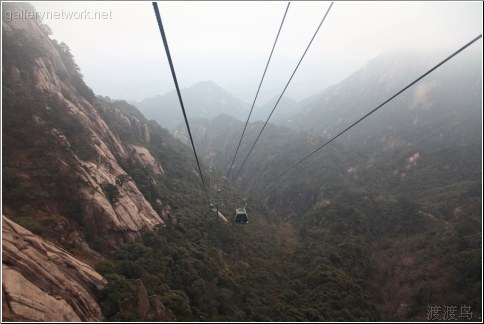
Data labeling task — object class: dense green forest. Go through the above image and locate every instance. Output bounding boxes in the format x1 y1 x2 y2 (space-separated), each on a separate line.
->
2 3 481 322
93 107 481 320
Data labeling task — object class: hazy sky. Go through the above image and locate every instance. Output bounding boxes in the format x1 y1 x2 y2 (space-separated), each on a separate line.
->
32 1 482 103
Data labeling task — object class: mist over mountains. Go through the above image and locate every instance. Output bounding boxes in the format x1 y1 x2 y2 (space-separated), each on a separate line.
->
145 46 481 157
2 2 482 322
134 80 250 131
284 49 482 145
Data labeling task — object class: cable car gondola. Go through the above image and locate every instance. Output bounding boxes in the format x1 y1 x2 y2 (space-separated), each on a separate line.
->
235 198 248 224
235 208 248 224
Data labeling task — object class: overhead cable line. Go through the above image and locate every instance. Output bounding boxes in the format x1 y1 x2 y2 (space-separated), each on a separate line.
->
226 2 291 179
232 2 334 181
254 33 483 195
152 2 210 203
209 164 214 204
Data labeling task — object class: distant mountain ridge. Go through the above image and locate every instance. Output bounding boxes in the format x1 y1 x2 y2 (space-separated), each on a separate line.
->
2 3 481 321
284 48 482 149
136 48 482 143
135 80 250 131
251 95 298 122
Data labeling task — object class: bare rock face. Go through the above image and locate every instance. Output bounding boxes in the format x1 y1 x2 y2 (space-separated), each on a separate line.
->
3 2 166 244
118 280 175 321
143 124 151 143
2 216 104 322
76 157 164 244
130 145 164 175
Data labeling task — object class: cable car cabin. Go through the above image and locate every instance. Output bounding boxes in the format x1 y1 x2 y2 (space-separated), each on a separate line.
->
235 208 248 224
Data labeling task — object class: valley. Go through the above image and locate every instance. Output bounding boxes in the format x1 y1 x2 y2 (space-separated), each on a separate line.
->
2 2 482 322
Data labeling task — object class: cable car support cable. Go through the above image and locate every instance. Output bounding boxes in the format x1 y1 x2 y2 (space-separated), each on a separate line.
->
227 2 291 180
232 2 334 181
253 33 483 196
152 2 210 204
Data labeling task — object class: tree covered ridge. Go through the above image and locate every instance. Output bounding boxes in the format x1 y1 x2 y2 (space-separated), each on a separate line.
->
2 3 482 322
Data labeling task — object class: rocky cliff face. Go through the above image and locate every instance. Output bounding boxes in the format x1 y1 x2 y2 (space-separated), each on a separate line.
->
118 280 175 321
2 216 104 321
2 3 185 321
2 2 168 246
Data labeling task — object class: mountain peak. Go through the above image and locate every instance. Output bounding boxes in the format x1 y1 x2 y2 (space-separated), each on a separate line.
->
191 80 219 88
187 80 231 94
137 81 249 131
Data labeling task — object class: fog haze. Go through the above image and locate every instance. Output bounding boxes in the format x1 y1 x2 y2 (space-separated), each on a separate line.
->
32 1 483 103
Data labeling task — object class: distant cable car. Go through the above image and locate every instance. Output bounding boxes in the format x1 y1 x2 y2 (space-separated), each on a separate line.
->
235 198 248 224
235 208 248 224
